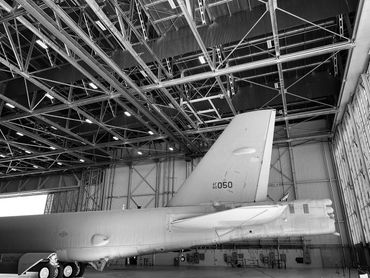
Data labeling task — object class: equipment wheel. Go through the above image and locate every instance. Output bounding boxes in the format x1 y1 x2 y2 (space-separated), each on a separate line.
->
62 263 78 278
38 263 58 278
75 263 86 277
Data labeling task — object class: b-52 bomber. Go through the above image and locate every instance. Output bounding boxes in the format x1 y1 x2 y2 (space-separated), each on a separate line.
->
0 110 335 278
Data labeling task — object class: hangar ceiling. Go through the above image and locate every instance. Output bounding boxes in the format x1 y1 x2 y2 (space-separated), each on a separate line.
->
0 0 364 179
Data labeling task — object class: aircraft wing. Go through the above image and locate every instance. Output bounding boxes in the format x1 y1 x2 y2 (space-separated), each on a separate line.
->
171 204 287 230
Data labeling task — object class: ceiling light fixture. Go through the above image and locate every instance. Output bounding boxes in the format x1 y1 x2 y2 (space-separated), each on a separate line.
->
5 103 15 109
113 136 119 141
16 132 24 136
33 165 39 169
0 154 5 158
198 56 206 64
36 39 48 49
25 150 32 154
95 20 107 31
88 82 98 89
49 146 56 150
169 147 174 151
51 126 57 130
140 70 148 78
79 159 85 163
148 131 154 135
57 162 63 166
85 119 93 124
124 111 131 117
45 93 54 100
137 151 143 155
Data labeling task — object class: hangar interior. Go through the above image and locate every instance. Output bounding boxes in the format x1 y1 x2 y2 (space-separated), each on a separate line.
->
0 0 370 274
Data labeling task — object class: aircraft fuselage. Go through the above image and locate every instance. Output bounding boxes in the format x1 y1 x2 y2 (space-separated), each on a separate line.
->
0 199 335 263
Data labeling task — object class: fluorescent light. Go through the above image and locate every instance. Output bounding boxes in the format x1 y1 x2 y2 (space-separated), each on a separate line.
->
124 111 131 117
148 131 154 135
49 146 56 150
11 168 17 171
198 56 206 64
169 147 174 151
36 39 48 49
16 132 24 136
33 165 38 169
79 159 85 163
88 82 98 89
57 162 62 166
95 20 106 31
113 136 119 141
45 93 54 100
0 154 5 158
85 119 93 124
140 70 148 78
6 103 15 109
25 150 31 154
137 151 143 155
51 126 57 130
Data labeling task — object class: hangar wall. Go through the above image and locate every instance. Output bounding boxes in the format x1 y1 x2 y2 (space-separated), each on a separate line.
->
332 69 370 267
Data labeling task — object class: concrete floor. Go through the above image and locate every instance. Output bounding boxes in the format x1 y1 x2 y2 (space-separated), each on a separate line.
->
0 266 359 278
85 267 357 278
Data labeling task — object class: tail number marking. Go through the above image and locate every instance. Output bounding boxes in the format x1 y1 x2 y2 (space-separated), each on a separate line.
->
212 181 233 189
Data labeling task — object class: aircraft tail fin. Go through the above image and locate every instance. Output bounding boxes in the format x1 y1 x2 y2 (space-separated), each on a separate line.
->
168 110 275 207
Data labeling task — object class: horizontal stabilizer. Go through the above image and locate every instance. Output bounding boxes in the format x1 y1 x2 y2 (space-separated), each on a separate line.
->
171 204 287 230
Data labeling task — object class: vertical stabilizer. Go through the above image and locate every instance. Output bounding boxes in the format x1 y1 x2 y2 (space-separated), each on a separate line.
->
168 110 275 207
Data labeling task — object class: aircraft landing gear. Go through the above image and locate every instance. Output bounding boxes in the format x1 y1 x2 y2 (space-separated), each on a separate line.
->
37 253 59 278
76 263 86 277
38 262 58 278
59 262 86 278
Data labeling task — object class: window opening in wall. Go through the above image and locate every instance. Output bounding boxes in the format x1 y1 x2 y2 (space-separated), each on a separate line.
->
289 204 295 214
0 195 47 217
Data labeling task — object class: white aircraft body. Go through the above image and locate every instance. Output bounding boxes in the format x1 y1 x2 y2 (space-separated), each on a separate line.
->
0 110 336 278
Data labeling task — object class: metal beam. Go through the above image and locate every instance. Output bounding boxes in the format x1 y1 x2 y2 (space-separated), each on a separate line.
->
333 0 370 128
0 121 92 164
141 41 354 91
0 135 166 164
0 0 186 152
177 0 236 115
87 0 199 130
38 0 199 152
183 108 337 134
0 85 112 158
0 132 333 180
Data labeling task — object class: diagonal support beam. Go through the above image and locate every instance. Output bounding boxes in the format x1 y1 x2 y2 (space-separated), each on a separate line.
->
177 0 237 115
38 0 199 152
86 0 199 130
141 41 354 91
0 91 112 158
3 22 23 71
0 121 93 164
0 135 166 164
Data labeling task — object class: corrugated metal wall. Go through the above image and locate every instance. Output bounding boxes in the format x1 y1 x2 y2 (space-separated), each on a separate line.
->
333 71 370 246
